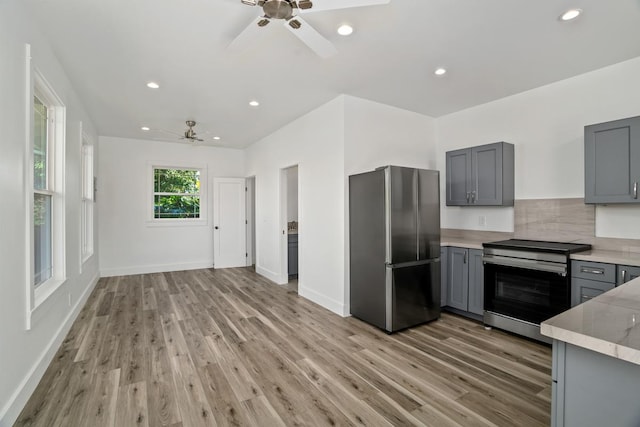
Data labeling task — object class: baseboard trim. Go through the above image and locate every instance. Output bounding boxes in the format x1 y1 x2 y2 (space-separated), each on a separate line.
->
298 285 346 317
100 261 213 277
0 273 100 427
255 265 286 285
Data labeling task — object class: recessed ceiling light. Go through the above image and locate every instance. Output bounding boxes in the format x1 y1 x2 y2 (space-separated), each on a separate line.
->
434 67 447 76
337 24 353 36
141 126 150 131
249 100 260 107
560 9 582 21
213 136 221 140
146 81 160 89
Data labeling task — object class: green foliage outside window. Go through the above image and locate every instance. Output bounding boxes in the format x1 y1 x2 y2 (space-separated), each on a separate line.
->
154 168 200 219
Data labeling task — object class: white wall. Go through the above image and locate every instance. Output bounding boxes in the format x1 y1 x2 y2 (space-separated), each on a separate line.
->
245 96 347 314
343 96 438 311
437 57 640 238
286 166 298 222
98 137 244 276
0 2 100 425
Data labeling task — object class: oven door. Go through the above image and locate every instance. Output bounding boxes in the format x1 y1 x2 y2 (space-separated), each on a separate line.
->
484 262 570 325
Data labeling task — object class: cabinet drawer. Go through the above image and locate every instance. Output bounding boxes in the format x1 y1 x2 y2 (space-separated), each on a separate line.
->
617 265 640 285
571 260 616 283
571 278 615 307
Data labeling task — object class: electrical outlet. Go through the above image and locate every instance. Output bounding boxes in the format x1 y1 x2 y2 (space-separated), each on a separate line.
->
478 215 486 227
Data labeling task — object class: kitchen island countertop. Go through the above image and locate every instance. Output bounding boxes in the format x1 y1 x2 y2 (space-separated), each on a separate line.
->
541 277 640 366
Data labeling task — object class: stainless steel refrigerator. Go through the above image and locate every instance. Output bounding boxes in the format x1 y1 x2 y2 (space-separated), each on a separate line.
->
349 166 441 332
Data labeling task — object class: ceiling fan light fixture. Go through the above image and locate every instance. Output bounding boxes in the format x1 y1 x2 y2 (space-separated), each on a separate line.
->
337 24 353 36
288 18 302 29
560 8 582 21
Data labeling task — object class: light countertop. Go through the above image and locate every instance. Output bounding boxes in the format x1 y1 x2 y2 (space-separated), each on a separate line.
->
570 249 640 267
541 277 640 365
440 239 485 250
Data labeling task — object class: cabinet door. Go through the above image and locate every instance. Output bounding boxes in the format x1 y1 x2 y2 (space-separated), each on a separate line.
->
585 115 640 204
468 249 484 315
440 247 448 307
617 265 640 285
471 143 502 206
447 247 469 310
571 278 614 307
446 148 471 206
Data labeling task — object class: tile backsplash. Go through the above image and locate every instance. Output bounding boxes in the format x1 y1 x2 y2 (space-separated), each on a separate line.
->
444 197 640 254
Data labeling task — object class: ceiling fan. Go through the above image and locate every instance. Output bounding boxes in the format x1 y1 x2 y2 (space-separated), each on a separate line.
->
181 120 204 142
229 0 391 58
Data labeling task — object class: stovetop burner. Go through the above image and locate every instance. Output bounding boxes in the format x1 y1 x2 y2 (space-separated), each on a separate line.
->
483 239 592 254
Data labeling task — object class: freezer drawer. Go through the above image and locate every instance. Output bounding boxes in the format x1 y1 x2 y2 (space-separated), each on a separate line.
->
385 260 440 332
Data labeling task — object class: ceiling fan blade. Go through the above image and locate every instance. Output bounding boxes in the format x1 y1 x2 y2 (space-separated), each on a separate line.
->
228 15 270 53
284 17 337 58
300 0 390 13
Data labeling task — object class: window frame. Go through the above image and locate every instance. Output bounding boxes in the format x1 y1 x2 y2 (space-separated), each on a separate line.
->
26 45 67 328
147 163 208 227
80 128 94 266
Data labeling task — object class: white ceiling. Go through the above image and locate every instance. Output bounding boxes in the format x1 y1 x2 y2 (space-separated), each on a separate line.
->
25 0 640 148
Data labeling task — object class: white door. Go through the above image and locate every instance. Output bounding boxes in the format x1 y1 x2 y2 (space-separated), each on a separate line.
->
213 177 246 268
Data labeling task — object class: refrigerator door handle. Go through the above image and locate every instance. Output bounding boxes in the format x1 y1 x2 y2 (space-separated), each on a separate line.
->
415 169 420 260
387 258 440 269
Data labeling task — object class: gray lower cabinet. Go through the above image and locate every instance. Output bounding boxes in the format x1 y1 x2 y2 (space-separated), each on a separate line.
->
287 233 298 277
570 260 615 307
617 264 640 285
584 115 640 204
440 247 448 307
468 249 484 316
552 340 640 427
445 142 514 206
445 247 484 317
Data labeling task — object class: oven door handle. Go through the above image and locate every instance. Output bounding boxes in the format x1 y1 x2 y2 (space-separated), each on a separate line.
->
482 255 567 276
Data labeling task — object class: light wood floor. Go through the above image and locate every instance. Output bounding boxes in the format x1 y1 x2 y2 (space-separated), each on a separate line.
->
15 268 552 426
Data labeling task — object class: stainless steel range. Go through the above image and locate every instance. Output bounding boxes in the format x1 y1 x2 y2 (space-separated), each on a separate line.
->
482 239 592 343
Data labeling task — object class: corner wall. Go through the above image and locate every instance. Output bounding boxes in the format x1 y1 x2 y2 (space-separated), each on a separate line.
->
0 1 100 424
245 96 347 314
437 57 640 238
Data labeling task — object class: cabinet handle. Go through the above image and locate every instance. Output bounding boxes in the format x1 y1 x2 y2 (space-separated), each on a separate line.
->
463 251 467 264
622 270 627 284
580 267 604 275
634 182 638 199
582 295 594 301
466 192 470 203
471 191 476 204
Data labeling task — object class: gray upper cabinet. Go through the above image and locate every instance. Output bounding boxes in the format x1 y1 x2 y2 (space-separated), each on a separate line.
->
585 115 640 204
445 142 514 206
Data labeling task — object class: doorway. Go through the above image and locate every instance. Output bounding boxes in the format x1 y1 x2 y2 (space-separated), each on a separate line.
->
213 177 246 268
281 165 299 291
245 176 256 269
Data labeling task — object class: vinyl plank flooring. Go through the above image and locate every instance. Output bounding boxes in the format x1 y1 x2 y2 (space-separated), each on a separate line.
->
15 267 552 426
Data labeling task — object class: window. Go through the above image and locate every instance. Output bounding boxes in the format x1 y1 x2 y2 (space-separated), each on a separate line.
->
153 167 201 219
29 63 66 313
33 92 53 286
81 135 94 263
